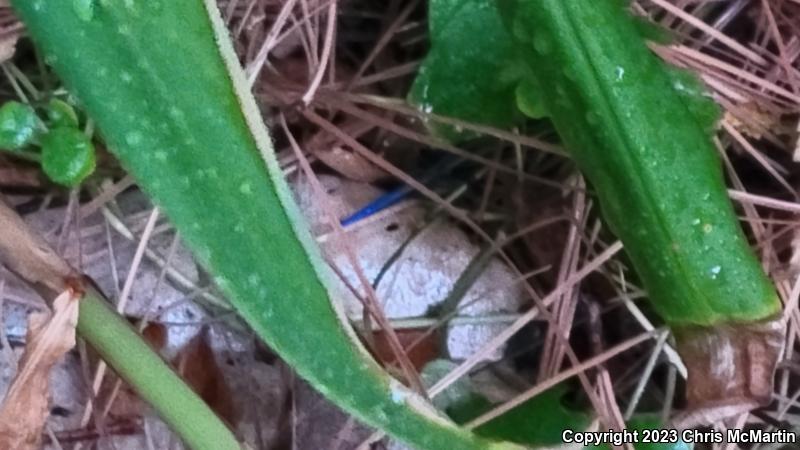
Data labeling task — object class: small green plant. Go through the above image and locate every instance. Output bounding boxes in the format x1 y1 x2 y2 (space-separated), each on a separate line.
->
40 127 95 185
0 98 95 186
0 101 40 150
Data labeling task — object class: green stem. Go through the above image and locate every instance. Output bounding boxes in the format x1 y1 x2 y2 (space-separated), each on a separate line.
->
77 289 241 450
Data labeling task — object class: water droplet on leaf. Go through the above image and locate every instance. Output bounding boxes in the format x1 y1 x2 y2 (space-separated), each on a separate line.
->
615 66 625 81
125 130 143 146
239 182 253 195
532 33 553 55
72 0 94 21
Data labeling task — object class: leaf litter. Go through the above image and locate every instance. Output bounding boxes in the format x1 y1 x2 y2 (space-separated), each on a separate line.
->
0 0 798 448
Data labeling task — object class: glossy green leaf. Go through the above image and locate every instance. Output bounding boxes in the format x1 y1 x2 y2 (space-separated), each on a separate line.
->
11 1 520 449
408 0 523 141
449 386 689 450
47 98 80 129
501 0 780 326
450 385 590 446
0 101 40 151
40 127 95 186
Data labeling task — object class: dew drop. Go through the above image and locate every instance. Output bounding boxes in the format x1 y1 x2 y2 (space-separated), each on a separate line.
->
168 107 184 120
145 0 162 13
73 0 94 21
389 381 408 404
615 66 625 81
702 223 713 234
248 274 260 287
239 182 253 195
710 265 721 279
532 33 553 55
125 131 143 146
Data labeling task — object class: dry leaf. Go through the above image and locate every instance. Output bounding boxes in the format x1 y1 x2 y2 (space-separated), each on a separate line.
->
174 327 237 426
0 199 75 295
673 317 784 428
305 120 387 183
369 327 442 374
0 289 79 450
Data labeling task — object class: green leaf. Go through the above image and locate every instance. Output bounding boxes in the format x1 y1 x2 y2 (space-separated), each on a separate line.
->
408 0 523 141
0 101 40 151
501 0 780 326
448 385 690 450
71 0 95 22
515 78 547 119
40 127 95 186
47 98 80 129
665 68 721 134
449 384 591 446
11 1 521 449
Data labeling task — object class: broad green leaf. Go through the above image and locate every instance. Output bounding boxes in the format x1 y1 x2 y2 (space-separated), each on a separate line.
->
408 0 523 141
0 101 40 151
12 1 520 449
448 384 590 446
500 0 780 326
47 98 80 129
448 384 690 450
40 127 95 186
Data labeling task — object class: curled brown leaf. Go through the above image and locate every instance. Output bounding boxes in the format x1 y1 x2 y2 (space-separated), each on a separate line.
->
0 289 79 450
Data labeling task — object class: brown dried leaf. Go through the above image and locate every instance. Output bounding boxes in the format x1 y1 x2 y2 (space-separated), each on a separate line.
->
0 289 79 450
673 317 784 427
174 327 238 426
0 199 75 295
369 327 442 375
305 120 387 183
